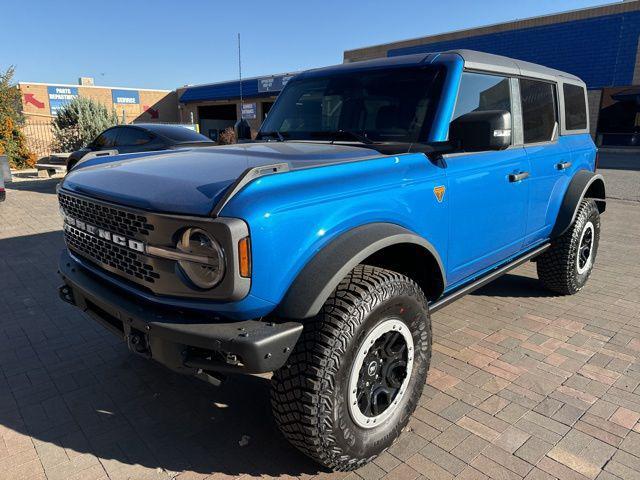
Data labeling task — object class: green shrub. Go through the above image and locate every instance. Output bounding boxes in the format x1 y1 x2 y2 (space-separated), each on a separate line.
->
0 66 35 169
53 96 118 152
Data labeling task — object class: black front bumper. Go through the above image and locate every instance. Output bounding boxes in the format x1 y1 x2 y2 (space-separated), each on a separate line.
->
58 250 302 377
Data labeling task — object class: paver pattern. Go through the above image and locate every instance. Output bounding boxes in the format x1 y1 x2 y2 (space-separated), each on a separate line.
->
0 161 639 480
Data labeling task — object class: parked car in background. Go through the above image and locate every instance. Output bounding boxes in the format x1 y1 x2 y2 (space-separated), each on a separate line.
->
66 124 215 171
0 175 5 202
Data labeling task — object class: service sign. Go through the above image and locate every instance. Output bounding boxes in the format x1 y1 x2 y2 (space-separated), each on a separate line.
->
48 86 78 116
257 75 295 93
241 103 257 119
112 89 140 105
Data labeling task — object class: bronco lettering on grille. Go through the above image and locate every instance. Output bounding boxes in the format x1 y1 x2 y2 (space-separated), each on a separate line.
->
62 212 146 253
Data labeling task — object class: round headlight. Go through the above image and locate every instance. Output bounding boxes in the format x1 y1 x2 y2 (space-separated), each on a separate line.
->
177 228 225 289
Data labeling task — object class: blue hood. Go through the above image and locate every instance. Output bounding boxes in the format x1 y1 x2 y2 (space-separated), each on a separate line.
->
61 142 381 216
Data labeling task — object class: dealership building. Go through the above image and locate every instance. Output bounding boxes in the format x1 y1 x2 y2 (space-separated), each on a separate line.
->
19 79 177 124
344 0 640 147
18 78 179 156
176 73 297 141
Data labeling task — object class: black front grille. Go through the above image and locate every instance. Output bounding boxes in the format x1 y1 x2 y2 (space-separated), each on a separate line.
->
65 225 160 284
59 192 154 237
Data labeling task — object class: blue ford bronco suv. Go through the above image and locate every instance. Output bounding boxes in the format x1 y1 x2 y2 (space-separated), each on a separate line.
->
57 50 605 470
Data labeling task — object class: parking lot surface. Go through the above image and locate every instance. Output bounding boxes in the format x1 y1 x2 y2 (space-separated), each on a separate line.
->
0 156 639 480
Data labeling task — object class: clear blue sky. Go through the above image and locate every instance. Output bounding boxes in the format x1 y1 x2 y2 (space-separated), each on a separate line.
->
2 0 614 90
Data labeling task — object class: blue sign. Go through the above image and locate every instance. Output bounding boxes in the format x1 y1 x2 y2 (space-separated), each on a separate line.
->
241 102 257 119
47 86 78 116
257 75 295 93
112 89 140 105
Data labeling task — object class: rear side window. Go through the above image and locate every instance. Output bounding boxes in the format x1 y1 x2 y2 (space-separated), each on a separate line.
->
116 127 153 147
563 84 587 130
520 79 557 144
452 72 511 121
148 125 210 142
92 128 118 148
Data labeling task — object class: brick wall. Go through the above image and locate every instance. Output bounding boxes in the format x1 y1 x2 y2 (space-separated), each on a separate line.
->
18 83 178 124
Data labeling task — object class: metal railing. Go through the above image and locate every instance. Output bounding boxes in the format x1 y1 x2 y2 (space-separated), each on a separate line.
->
21 121 58 159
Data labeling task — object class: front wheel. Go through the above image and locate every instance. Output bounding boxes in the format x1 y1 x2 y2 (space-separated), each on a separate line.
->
537 198 601 295
271 265 432 471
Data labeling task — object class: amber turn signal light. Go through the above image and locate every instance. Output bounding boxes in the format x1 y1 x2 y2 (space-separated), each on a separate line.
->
238 237 251 278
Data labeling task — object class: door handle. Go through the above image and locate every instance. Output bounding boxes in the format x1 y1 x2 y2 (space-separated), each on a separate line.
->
508 171 530 182
556 161 572 170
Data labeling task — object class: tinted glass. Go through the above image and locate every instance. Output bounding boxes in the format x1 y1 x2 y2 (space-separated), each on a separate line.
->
563 84 587 130
520 79 557 143
116 127 153 147
452 72 511 121
92 128 118 148
260 67 444 143
147 124 210 142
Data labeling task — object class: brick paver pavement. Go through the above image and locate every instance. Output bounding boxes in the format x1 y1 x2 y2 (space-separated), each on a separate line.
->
0 174 639 480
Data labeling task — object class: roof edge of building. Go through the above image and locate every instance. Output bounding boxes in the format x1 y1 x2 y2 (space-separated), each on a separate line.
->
18 81 172 93
178 72 301 91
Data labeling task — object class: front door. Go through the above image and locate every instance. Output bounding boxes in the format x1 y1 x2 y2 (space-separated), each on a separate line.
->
443 71 530 286
445 149 530 286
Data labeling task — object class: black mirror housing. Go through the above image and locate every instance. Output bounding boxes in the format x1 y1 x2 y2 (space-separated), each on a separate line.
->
449 110 511 152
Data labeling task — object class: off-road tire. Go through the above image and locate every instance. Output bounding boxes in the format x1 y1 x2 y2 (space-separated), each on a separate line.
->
537 198 600 295
271 265 432 471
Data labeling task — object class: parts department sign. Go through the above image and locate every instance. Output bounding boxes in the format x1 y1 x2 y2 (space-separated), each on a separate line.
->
48 86 78 116
112 89 140 104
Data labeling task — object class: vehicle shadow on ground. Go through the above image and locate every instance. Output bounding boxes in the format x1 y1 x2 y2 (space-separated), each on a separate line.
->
0 231 322 477
5 177 61 194
470 271 553 298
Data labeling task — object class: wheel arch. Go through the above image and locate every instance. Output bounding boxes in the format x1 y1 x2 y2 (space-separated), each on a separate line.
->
275 223 446 319
551 170 606 238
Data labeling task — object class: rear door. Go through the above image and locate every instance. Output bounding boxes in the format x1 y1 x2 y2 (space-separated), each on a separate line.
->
520 79 572 245
445 72 530 286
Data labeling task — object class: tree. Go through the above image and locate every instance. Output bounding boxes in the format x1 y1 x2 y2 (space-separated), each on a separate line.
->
52 96 118 152
0 66 35 169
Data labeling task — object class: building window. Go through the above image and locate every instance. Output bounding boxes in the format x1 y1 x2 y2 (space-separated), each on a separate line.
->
520 79 558 144
563 84 587 130
452 72 511 121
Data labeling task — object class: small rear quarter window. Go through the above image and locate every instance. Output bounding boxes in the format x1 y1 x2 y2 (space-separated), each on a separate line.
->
563 84 587 130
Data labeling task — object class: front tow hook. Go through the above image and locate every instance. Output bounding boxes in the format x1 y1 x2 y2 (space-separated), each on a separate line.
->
58 284 76 306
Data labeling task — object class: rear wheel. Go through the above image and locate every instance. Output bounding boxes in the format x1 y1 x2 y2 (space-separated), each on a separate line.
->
537 198 600 294
271 265 432 471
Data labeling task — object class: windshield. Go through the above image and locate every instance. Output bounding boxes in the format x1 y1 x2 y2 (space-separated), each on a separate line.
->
259 66 444 144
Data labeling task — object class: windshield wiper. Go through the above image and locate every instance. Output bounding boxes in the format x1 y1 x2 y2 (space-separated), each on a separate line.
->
309 130 375 145
258 131 286 142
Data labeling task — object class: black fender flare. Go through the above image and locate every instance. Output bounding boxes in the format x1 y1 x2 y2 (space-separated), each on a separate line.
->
551 170 606 238
276 223 445 319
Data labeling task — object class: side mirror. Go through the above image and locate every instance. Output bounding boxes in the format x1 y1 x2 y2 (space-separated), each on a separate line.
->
449 110 511 152
234 119 252 141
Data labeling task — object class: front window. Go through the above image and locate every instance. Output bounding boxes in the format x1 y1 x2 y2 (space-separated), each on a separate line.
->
259 67 444 144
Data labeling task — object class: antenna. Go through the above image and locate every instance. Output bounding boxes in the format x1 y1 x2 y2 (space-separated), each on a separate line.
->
233 32 251 140
237 33 243 108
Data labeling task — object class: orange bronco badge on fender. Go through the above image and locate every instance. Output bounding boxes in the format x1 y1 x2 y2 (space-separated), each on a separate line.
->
433 185 445 203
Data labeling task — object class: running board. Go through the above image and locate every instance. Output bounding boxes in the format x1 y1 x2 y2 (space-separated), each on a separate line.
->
429 243 550 313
